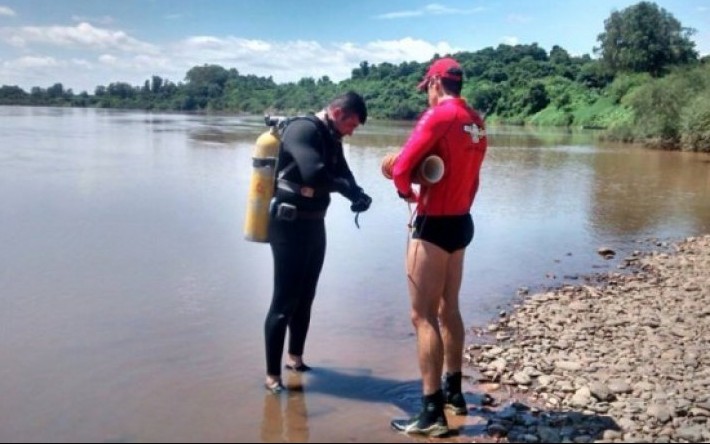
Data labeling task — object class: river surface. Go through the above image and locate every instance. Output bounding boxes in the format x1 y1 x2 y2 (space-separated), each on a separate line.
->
1 106 708 442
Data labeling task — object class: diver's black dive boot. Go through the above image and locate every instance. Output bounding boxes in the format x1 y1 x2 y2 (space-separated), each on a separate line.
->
391 390 449 437
444 372 468 415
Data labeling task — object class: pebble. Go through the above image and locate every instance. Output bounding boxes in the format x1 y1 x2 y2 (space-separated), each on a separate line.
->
465 235 710 443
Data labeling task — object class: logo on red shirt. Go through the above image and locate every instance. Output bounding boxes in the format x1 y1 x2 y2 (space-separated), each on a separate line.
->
463 124 485 143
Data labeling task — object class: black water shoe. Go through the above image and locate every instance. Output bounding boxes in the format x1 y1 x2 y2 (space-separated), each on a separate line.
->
443 372 468 415
391 390 449 437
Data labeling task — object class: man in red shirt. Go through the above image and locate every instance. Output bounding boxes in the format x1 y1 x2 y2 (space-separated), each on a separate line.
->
390 57 487 437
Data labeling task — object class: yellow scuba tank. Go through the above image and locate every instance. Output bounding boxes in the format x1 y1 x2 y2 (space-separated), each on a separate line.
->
243 116 282 242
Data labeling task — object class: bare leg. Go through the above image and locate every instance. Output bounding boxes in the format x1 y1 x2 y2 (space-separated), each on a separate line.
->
391 238 452 436
439 249 465 374
406 239 448 395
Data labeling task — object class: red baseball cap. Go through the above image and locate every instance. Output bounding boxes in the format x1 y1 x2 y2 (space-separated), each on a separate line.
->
417 57 463 91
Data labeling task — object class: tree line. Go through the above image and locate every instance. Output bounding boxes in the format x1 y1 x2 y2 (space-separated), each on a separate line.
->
0 1 708 151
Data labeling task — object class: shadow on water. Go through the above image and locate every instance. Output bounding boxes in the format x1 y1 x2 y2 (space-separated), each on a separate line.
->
298 366 421 413
258 366 621 442
260 366 421 442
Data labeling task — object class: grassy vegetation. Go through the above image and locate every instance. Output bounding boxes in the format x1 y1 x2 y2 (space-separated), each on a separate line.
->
599 63 710 151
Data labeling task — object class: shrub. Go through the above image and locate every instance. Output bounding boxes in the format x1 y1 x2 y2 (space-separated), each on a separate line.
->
680 90 710 152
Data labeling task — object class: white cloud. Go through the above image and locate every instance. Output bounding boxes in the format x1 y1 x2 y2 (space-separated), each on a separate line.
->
0 6 15 17
5 22 158 53
12 55 59 68
423 3 483 15
184 36 271 53
172 36 457 83
0 22 457 92
501 36 519 46
375 3 485 19
71 58 93 69
5 35 25 47
98 54 118 65
359 37 457 63
98 52 172 73
71 15 115 26
376 10 422 19
1 56 73 89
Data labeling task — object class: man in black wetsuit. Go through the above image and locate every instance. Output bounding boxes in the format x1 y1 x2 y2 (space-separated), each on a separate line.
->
264 91 372 393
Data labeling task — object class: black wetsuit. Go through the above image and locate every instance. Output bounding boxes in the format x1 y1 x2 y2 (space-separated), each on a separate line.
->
265 115 364 377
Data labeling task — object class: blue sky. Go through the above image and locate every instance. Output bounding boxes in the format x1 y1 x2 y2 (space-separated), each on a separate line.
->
0 0 707 93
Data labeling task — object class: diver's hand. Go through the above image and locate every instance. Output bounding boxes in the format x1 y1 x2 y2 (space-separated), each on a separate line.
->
350 192 372 213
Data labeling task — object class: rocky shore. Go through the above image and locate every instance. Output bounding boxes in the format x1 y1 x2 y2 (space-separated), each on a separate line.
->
463 235 710 443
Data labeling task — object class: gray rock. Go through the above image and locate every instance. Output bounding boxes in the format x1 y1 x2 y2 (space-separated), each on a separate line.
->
589 381 613 401
647 403 672 424
513 371 532 385
675 425 704 442
555 360 583 372
602 429 623 440
608 380 633 394
468 236 710 444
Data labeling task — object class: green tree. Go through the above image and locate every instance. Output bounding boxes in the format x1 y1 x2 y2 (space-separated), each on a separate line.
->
468 82 500 115
0 85 28 103
46 83 64 99
185 65 231 88
525 82 550 115
352 61 370 79
106 82 136 100
550 45 571 65
151 76 163 94
680 88 710 152
595 1 697 76
621 64 709 147
577 61 614 89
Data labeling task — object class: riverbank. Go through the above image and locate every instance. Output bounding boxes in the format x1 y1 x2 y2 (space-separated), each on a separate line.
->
462 235 710 443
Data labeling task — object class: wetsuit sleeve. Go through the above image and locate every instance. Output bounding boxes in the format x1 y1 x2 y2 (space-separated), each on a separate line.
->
280 119 328 185
393 108 445 197
330 149 363 202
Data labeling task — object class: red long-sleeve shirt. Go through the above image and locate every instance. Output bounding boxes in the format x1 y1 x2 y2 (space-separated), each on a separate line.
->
393 97 487 216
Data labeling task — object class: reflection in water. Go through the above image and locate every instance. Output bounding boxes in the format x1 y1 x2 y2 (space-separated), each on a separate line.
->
260 390 310 443
486 126 603 148
590 148 710 236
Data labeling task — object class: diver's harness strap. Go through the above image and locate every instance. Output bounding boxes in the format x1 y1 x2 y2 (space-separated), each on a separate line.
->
253 157 276 168
276 178 329 198
273 200 327 221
